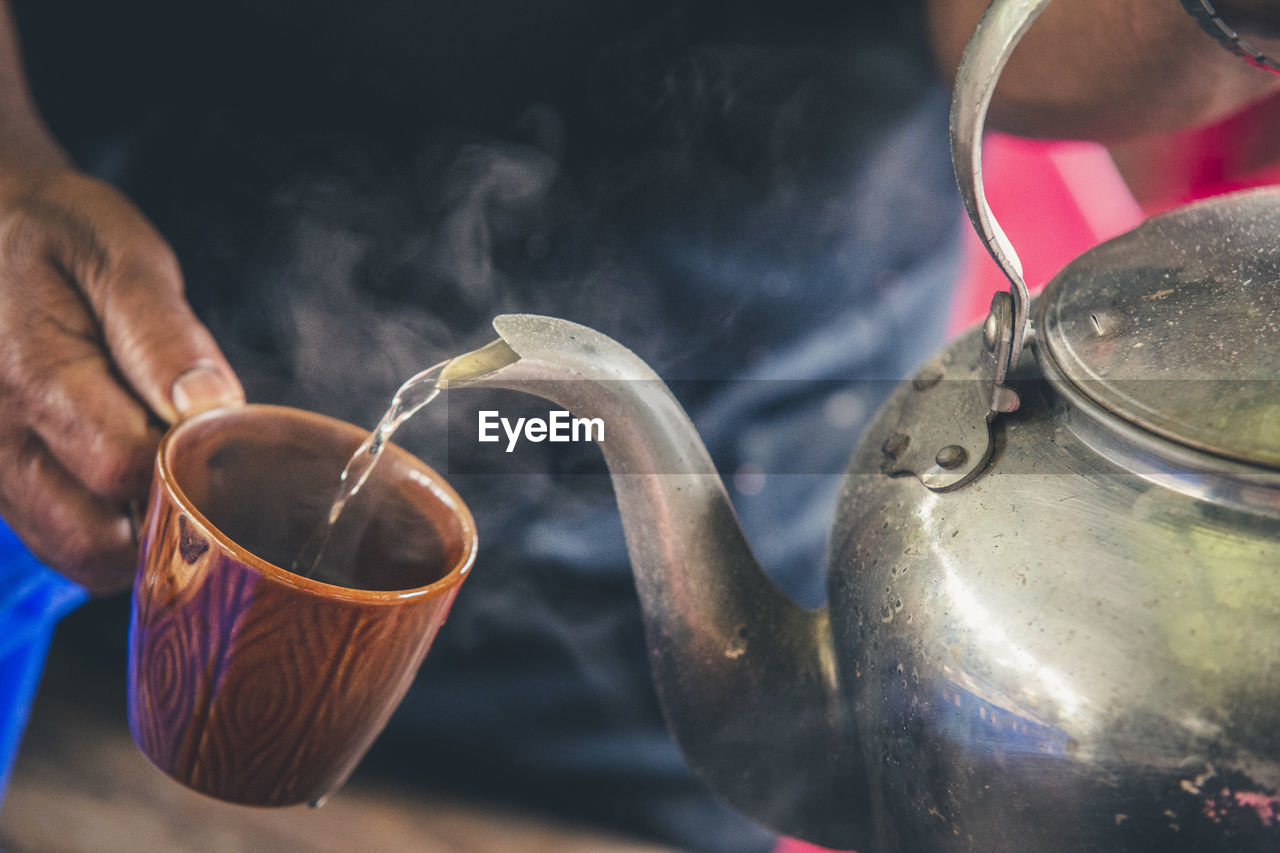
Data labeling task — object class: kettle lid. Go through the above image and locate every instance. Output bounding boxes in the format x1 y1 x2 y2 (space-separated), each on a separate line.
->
1038 188 1280 471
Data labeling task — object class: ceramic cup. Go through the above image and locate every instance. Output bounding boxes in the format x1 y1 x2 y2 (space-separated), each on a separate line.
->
127 404 476 806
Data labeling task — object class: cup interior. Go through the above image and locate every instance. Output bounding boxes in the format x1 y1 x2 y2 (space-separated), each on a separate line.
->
161 405 474 593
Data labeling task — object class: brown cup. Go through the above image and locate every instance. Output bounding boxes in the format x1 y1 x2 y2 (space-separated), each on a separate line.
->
127 404 476 806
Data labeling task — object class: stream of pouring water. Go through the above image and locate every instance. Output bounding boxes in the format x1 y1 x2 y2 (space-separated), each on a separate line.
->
291 359 451 577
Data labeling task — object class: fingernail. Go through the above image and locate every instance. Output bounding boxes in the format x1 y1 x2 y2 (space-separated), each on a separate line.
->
171 364 242 417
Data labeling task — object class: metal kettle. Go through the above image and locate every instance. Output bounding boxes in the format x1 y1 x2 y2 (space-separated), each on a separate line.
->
441 1 1280 849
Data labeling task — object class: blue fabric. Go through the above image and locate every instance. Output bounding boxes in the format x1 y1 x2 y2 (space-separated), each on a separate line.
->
0 522 87 804
383 89 961 852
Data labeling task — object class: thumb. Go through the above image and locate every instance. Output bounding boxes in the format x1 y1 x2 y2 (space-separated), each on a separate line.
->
91 239 244 425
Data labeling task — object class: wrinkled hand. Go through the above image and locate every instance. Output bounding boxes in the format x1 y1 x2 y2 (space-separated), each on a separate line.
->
0 162 243 594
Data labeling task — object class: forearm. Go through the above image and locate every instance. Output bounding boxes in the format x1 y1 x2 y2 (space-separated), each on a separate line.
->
927 0 1280 141
0 0 67 166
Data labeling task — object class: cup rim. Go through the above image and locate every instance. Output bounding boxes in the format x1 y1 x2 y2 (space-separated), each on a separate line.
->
155 403 477 604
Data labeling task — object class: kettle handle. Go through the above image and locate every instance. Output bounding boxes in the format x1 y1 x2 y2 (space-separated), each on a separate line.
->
878 0 1053 493
950 0 1053 413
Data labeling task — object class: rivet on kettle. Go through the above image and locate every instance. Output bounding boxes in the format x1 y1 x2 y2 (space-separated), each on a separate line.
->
982 311 1000 351
935 445 968 469
882 433 910 460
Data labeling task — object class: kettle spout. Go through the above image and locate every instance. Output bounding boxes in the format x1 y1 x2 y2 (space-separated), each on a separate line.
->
442 315 863 846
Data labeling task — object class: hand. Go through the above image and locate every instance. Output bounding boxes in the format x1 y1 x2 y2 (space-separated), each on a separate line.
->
0 160 243 594
927 0 1280 139
1214 0 1280 39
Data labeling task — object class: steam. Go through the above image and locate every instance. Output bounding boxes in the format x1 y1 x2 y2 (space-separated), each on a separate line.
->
116 9 959 848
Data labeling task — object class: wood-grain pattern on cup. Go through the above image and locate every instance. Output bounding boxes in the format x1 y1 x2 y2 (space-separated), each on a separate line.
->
127 405 475 806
